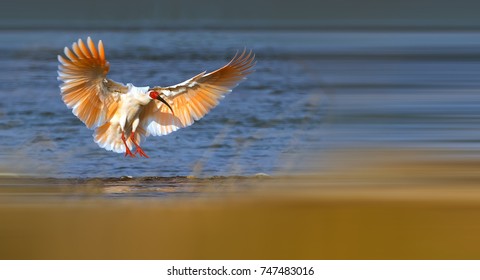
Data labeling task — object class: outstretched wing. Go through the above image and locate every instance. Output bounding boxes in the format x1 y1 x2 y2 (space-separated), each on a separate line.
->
57 37 127 129
140 50 256 136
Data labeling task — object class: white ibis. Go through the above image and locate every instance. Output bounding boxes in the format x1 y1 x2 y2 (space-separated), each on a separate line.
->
57 37 255 158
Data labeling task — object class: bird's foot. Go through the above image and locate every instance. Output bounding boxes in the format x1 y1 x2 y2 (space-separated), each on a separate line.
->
124 147 136 158
121 131 136 158
134 147 149 158
129 132 149 158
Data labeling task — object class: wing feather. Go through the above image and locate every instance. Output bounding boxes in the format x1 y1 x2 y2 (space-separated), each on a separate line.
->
140 49 255 136
87 37 100 59
58 37 127 129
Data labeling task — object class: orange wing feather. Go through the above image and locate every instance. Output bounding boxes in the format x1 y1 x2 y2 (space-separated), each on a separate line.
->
58 37 125 129
140 50 256 136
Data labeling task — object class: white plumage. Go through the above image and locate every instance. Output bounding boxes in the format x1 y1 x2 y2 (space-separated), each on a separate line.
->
57 37 255 158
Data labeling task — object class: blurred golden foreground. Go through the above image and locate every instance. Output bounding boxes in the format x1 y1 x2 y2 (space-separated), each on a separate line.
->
1 149 480 259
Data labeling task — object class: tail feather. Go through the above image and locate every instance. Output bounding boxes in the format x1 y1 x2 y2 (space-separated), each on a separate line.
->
93 122 126 153
93 122 145 153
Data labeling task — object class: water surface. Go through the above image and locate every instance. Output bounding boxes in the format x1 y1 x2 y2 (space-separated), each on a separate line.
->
0 30 479 178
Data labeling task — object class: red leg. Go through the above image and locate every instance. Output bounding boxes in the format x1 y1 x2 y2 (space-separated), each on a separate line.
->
130 132 149 158
121 131 135 158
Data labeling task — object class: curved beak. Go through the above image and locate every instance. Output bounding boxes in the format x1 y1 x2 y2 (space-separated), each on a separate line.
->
156 95 174 115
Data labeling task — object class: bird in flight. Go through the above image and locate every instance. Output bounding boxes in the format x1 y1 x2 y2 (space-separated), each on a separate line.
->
57 37 255 158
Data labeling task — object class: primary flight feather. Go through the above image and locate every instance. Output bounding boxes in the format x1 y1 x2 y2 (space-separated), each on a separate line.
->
57 37 255 158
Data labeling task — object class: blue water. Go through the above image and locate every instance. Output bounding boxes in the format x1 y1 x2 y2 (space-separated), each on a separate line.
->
1 30 480 178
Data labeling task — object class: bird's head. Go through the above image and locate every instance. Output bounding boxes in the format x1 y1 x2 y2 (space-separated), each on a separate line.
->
148 90 174 115
148 90 160 100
